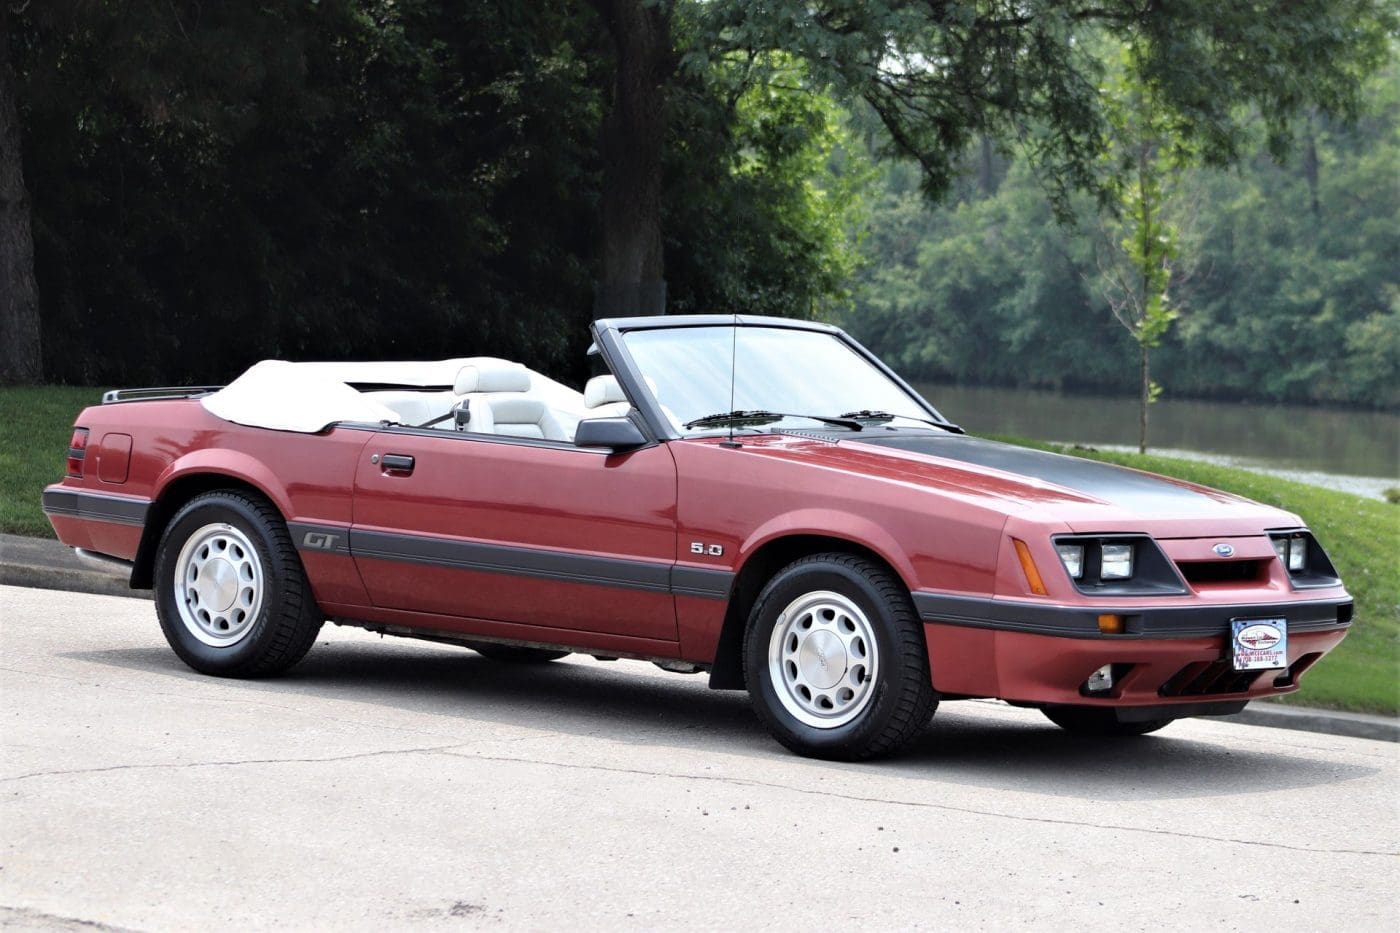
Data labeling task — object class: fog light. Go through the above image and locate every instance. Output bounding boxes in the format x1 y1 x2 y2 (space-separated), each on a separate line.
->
1056 543 1084 579
1100 543 1134 580
1085 664 1114 693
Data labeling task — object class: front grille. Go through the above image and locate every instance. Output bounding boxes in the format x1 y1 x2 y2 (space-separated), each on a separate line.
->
1160 652 1323 697
1176 559 1263 585
1159 660 1258 697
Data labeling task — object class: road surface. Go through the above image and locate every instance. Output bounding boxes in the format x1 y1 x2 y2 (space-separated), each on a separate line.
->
2 585 1396 931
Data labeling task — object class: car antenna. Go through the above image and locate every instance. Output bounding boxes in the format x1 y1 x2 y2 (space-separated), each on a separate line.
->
720 314 742 449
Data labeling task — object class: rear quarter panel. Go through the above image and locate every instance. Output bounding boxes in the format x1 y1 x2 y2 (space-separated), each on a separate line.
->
49 399 374 605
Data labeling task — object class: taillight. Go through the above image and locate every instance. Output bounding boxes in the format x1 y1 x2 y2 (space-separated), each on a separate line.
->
67 428 89 478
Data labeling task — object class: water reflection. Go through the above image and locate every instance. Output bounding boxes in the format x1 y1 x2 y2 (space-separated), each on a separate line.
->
918 383 1399 479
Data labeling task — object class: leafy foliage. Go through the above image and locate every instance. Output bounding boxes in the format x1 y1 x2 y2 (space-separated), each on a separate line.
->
11 2 865 387
844 55 1399 409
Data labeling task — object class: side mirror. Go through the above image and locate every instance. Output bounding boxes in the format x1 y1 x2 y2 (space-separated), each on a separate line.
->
574 416 647 451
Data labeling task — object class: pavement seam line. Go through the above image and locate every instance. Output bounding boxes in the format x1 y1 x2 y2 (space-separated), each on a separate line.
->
428 749 1399 858
0 905 140 932
0 742 472 784
0 665 547 745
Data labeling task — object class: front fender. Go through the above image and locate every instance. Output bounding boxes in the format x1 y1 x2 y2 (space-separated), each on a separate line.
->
737 508 919 591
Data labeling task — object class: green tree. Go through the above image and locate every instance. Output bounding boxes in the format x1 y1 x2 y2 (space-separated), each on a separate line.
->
846 47 1398 412
1093 46 1190 453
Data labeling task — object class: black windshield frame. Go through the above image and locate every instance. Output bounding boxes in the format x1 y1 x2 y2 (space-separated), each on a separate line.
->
588 314 954 442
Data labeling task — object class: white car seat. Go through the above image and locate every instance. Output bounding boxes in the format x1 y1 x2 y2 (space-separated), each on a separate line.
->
451 362 532 433
359 390 456 428
485 397 568 441
582 375 633 419
454 362 531 398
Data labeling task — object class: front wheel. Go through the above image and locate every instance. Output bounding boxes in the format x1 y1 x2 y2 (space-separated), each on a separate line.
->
743 553 937 761
154 491 323 677
1041 706 1174 736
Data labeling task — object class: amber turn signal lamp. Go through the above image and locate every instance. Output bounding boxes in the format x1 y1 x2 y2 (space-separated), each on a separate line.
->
1012 538 1048 596
1098 614 1125 634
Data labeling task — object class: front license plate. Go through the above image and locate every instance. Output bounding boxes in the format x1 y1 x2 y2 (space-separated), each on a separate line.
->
1231 618 1288 671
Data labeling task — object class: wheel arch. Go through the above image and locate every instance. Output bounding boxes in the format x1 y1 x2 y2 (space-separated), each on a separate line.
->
131 456 291 589
707 532 917 690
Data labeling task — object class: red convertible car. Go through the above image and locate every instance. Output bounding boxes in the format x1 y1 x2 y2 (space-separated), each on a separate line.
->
44 315 1353 759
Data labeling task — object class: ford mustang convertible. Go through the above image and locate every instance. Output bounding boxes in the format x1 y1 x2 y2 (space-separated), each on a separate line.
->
43 315 1353 759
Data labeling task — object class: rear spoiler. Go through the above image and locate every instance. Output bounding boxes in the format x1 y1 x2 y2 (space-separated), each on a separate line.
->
102 386 223 404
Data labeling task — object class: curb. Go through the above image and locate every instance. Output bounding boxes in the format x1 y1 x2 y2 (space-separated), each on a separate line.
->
0 533 148 601
1219 703 1398 743
1 533 1395 742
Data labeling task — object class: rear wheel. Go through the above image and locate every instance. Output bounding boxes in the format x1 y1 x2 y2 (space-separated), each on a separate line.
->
1041 706 1174 736
743 553 937 760
154 491 322 677
467 643 571 663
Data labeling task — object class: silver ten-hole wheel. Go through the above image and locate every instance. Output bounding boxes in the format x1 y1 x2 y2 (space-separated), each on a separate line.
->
154 490 323 677
744 553 938 760
768 591 878 728
173 523 265 647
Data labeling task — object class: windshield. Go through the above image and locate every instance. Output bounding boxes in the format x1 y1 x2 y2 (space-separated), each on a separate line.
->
619 325 940 434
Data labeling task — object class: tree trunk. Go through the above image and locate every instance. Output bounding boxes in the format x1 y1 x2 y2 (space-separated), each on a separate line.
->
1138 343 1149 455
592 0 671 317
0 6 42 384
1302 111 1321 222
977 134 995 196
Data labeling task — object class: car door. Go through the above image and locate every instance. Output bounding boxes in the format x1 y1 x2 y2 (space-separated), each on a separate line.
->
349 428 679 642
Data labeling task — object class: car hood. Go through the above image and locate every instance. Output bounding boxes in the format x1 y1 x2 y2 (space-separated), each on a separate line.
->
750 429 1296 533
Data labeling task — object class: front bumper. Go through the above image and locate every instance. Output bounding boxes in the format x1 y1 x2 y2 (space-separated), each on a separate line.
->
915 592 1352 707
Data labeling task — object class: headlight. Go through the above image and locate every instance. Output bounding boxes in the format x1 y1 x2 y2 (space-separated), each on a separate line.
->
1100 543 1134 579
1288 538 1306 571
1270 530 1337 586
1050 534 1186 594
1055 543 1084 579
1272 534 1307 571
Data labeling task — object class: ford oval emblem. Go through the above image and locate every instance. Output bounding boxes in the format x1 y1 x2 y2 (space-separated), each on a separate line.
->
1213 543 1235 558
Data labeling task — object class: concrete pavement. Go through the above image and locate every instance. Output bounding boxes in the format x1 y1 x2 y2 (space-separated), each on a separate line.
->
2 531 1394 743
2 585 1397 931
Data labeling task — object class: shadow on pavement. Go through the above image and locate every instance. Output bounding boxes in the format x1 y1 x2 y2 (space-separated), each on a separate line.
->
64 634 1378 802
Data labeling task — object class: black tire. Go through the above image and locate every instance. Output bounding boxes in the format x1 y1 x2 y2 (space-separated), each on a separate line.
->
1041 706 1174 736
742 553 937 761
467 643 571 663
154 490 323 677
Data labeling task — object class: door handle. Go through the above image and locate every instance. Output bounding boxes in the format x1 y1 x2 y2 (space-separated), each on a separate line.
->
381 453 416 474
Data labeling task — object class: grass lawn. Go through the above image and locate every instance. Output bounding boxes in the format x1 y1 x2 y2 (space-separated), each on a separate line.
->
2 386 1394 714
0 386 102 537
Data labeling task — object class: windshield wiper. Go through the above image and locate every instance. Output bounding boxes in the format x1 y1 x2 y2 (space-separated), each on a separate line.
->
684 410 863 431
838 409 964 433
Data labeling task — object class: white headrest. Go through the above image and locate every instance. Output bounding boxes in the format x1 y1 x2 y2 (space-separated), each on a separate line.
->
454 363 530 395
489 396 547 423
584 375 629 409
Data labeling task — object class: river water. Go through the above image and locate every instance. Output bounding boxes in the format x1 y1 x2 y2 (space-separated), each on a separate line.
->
915 383 1399 497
